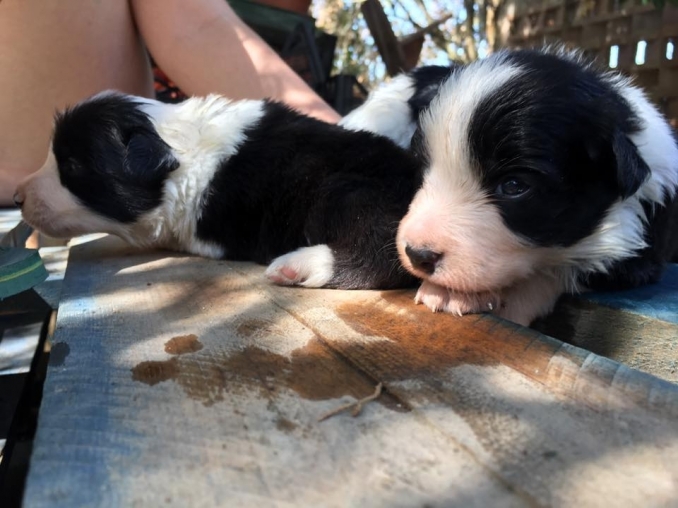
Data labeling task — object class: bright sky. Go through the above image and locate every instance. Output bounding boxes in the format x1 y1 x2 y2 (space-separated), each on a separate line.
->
314 0 494 83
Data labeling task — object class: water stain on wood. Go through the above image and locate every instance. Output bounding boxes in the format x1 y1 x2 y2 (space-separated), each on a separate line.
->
224 340 388 402
276 417 298 433
130 320 406 411
132 357 180 386
236 319 268 338
165 334 203 355
128 292 508 409
49 341 70 367
127 289 557 433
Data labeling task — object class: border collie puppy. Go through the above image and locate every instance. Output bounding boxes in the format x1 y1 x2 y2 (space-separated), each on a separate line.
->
339 65 457 148
14 92 420 290
394 48 678 325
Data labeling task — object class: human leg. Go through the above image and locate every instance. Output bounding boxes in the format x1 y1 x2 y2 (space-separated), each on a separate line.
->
0 0 154 206
131 0 340 123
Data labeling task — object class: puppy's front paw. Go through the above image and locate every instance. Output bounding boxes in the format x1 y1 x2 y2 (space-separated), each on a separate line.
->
265 245 335 288
414 281 500 316
414 281 452 312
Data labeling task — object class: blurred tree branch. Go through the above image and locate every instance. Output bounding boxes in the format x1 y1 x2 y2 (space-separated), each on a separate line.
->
315 0 507 84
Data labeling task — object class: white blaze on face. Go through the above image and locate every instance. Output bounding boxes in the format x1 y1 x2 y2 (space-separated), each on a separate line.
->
15 149 125 239
397 54 542 292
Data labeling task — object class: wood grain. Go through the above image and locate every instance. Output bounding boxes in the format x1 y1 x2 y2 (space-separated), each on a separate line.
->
23 236 678 508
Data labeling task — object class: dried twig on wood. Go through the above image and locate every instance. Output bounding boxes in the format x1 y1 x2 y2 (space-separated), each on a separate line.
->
318 383 383 422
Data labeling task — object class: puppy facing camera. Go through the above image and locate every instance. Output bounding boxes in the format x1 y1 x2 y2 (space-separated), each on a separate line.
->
345 48 678 325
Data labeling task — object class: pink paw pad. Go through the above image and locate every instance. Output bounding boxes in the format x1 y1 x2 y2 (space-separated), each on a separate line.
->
266 265 302 285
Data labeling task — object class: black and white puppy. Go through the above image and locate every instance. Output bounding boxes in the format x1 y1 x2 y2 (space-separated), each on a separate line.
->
15 93 420 290
340 65 457 148
345 48 678 325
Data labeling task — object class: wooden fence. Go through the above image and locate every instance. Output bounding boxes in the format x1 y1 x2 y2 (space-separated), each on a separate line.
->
505 0 678 126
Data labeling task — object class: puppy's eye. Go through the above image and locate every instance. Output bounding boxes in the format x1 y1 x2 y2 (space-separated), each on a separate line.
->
497 177 530 197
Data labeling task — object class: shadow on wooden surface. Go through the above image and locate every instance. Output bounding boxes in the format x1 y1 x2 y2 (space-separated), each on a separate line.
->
535 265 678 384
21 236 678 507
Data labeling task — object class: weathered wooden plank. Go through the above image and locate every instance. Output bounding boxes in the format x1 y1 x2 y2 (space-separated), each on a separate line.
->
536 297 678 384
534 265 678 384
583 264 678 324
277 290 678 506
23 236 678 507
31 246 69 310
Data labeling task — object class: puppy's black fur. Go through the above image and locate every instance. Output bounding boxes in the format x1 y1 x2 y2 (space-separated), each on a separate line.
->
195 101 421 288
465 50 678 291
467 50 650 247
385 51 678 294
54 97 180 223
407 65 458 121
51 95 421 289
341 47 677 325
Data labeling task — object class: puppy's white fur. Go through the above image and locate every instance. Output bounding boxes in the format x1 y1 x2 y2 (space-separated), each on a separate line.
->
339 74 416 148
18 94 266 259
18 150 130 240
399 55 533 292
397 50 678 325
265 244 335 287
132 96 265 258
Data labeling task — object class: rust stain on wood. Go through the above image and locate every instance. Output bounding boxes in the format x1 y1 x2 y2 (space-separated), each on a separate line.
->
334 294 566 463
125 290 507 408
334 291 500 381
127 288 675 421
331 291 678 419
164 334 203 355
349 290 574 386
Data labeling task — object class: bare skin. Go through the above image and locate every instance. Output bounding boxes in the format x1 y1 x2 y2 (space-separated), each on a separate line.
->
0 0 339 206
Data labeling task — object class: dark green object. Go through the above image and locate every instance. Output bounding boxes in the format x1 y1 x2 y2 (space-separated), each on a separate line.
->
0 247 49 300
634 0 677 9
227 0 316 49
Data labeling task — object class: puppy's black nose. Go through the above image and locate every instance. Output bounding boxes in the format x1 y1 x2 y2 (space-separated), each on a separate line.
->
405 245 442 274
13 192 24 208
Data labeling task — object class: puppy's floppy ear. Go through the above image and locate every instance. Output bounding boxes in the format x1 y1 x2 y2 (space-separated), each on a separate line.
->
409 126 429 165
611 128 650 199
124 130 179 183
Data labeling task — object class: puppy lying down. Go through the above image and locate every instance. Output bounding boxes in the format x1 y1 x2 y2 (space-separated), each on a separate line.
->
15 93 419 290
342 48 678 325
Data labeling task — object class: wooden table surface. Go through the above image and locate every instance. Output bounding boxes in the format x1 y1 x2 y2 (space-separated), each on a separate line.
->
22 236 678 507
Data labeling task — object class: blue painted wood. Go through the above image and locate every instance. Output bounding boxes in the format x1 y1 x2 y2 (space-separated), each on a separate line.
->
582 264 678 324
22 236 678 507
